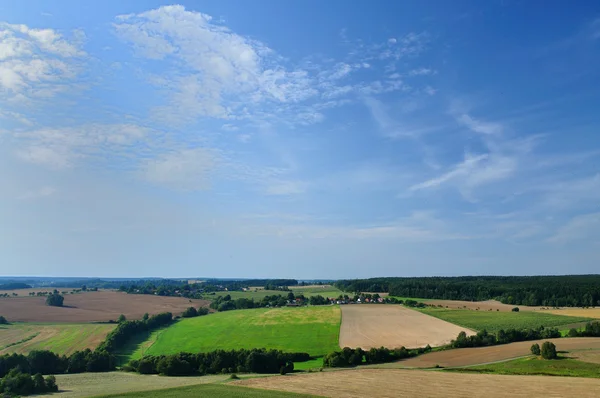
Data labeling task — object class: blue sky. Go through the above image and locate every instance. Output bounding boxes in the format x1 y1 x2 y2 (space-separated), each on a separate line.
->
1 1 599 278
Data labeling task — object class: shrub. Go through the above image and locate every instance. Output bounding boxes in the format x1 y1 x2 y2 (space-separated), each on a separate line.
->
530 343 541 355
182 307 198 318
541 341 557 359
511 307 520 312
0 316 8 325
45 293 64 307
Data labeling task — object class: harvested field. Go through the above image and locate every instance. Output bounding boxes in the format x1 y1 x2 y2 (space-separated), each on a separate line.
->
394 337 600 368
36 371 234 398
425 299 539 312
0 291 209 322
339 305 475 349
569 349 600 364
0 323 115 355
234 368 600 398
542 308 600 319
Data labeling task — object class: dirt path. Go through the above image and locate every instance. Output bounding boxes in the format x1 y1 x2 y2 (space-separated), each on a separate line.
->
395 337 600 368
339 305 475 349
235 368 600 398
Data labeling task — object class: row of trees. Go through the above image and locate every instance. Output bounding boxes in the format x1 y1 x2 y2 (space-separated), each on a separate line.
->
97 312 173 353
209 294 302 312
567 321 600 337
0 349 115 379
0 370 58 396
451 327 561 349
124 349 309 376
530 342 557 359
335 275 600 307
323 346 431 368
181 307 209 318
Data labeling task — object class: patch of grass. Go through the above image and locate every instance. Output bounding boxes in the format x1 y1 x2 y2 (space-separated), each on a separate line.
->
450 356 600 378
294 357 324 370
137 306 341 358
95 383 319 397
0 323 116 355
417 307 592 333
290 286 343 298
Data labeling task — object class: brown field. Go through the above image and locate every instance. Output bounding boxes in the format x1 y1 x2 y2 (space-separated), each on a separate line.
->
569 349 600 364
541 308 600 319
235 368 600 398
394 337 600 368
0 291 209 322
425 299 541 312
339 305 475 349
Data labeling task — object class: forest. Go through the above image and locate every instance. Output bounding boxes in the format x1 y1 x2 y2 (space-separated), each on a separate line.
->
334 275 600 307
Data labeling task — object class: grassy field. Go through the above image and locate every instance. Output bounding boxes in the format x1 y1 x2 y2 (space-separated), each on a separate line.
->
417 307 592 332
95 384 318 397
132 306 341 359
452 356 600 378
209 285 343 301
0 323 116 355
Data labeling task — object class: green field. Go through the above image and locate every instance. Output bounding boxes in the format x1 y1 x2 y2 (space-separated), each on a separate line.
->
451 356 600 378
290 285 343 298
131 306 341 359
417 307 592 333
210 285 343 301
96 383 318 398
0 323 116 355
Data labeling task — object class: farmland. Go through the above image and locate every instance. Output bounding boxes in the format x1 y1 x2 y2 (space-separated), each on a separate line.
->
395 337 600 368
541 308 600 319
424 299 537 312
339 305 475 349
453 355 600 378
234 368 600 398
135 306 341 358
96 384 317 398
0 323 115 355
417 307 591 332
210 285 343 301
290 285 343 298
0 290 209 322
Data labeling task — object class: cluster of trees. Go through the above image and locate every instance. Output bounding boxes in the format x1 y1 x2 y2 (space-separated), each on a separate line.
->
209 294 303 312
567 321 600 337
0 370 57 396
451 327 561 349
181 307 210 318
45 291 64 307
0 282 31 290
323 346 431 368
125 349 309 376
0 316 8 325
97 312 173 353
530 342 557 359
0 349 115 379
119 279 300 299
335 275 600 307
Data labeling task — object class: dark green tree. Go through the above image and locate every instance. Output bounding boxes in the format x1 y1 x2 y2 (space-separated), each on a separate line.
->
0 315 8 324
45 293 64 307
511 307 520 312
530 343 541 355
117 314 127 323
541 341 557 359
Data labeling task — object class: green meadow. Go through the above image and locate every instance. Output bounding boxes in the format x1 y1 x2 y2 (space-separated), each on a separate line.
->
131 306 341 359
417 307 592 333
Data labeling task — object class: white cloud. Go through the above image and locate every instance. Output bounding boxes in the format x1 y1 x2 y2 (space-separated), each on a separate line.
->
548 212 600 243
0 22 84 99
408 67 435 76
17 186 56 200
410 153 488 191
114 5 318 122
457 114 503 135
142 148 216 191
265 180 308 196
14 124 150 168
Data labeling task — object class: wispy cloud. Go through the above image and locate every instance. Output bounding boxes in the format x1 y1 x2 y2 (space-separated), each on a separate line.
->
17 186 56 200
548 212 600 243
142 148 216 191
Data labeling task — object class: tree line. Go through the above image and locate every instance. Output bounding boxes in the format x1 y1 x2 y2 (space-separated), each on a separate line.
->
451 326 561 349
209 294 304 311
334 275 600 307
0 370 57 396
567 321 600 337
323 346 432 368
97 312 174 353
124 349 310 376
